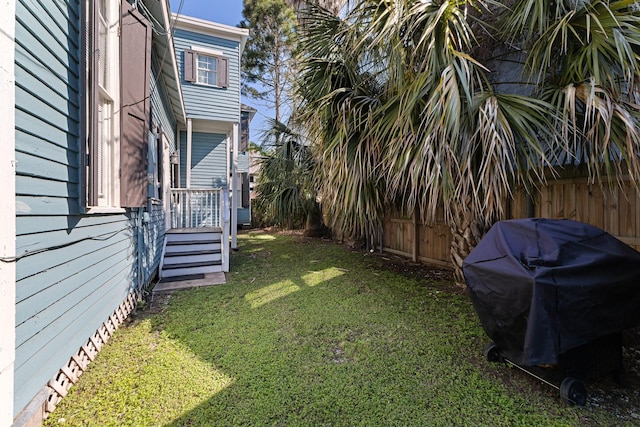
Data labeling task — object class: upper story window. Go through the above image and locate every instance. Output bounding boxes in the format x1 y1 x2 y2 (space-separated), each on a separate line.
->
184 47 229 88
197 54 218 85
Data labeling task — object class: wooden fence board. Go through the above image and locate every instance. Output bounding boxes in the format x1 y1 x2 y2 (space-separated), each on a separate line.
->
382 177 640 270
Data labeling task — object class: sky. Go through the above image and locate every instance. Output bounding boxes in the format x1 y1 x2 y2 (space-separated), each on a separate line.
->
171 0 244 27
170 0 269 143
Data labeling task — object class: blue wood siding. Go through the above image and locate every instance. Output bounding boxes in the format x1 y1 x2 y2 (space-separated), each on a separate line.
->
180 131 228 188
238 151 249 172
238 208 251 225
150 52 177 149
143 53 177 284
140 203 165 286
14 0 150 416
174 28 240 122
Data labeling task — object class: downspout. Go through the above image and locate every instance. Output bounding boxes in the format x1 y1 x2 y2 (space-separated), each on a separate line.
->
136 207 147 297
0 1 16 422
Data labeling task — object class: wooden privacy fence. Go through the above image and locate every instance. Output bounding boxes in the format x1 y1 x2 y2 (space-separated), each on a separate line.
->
381 176 640 268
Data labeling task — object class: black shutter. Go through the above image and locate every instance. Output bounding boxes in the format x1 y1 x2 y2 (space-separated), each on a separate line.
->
218 56 229 88
240 113 249 152
241 172 250 208
85 0 99 207
184 49 197 82
120 3 151 207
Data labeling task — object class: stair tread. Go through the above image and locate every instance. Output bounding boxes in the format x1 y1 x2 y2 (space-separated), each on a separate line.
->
159 273 206 283
166 239 220 246
162 260 222 270
167 227 222 234
164 249 220 257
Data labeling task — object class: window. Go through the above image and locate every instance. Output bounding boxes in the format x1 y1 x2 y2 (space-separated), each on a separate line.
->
92 0 119 207
84 0 151 209
197 55 218 85
184 48 229 88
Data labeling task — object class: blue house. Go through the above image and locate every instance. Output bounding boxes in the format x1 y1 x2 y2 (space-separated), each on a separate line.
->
0 1 249 425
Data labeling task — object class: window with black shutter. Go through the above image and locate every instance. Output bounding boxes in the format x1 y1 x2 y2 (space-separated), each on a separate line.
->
120 2 151 207
83 0 151 209
183 48 229 88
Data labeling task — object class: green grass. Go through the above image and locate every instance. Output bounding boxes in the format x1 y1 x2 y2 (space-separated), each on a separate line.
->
45 232 625 426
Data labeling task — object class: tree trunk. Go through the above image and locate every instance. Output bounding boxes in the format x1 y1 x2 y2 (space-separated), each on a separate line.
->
303 202 323 237
449 203 486 288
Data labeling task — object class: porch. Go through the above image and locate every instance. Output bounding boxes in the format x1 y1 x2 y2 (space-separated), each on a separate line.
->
158 188 231 286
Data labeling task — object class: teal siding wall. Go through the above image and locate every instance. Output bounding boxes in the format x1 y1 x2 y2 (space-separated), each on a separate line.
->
238 208 251 225
140 203 165 287
13 0 178 416
174 28 240 122
13 0 141 414
238 151 249 172
150 52 177 149
180 131 228 188
140 51 179 289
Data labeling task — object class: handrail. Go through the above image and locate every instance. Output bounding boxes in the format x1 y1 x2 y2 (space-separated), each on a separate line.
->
169 187 230 272
170 188 224 229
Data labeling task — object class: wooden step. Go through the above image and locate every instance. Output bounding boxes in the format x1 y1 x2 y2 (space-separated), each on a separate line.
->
163 253 222 266
162 260 222 270
165 242 221 254
164 249 219 257
161 264 223 277
166 238 220 246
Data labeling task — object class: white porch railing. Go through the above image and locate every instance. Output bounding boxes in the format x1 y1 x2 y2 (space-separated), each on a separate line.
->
170 188 226 229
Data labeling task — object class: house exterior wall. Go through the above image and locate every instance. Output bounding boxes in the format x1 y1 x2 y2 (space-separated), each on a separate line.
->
14 0 134 414
140 52 180 288
180 131 228 188
0 0 16 424
151 53 177 150
173 27 242 123
12 0 180 420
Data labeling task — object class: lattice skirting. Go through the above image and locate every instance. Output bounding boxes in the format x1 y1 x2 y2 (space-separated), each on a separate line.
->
43 292 138 416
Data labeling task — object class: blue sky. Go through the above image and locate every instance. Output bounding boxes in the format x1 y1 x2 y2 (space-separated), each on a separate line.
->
171 0 244 27
171 0 269 143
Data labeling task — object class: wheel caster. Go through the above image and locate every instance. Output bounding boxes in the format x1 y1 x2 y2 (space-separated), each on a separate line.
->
560 377 587 406
483 342 503 363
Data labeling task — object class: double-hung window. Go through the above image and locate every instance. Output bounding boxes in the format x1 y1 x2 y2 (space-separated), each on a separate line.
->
184 47 229 88
92 0 119 208
84 0 152 210
197 55 218 85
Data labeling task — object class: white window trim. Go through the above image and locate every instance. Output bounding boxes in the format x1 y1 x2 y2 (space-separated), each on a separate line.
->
87 207 127 214
191 45 224 56
93 0 121 209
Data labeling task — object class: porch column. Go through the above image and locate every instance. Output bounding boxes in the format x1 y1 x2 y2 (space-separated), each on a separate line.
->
186 118 192 188
231 122 239 249
0 0 16 423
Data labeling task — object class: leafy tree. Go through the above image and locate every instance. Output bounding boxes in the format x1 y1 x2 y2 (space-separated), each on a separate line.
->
297 1 640 284
240 0 297 124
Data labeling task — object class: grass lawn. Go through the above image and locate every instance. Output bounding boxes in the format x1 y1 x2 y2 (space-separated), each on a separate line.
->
45 231 639 426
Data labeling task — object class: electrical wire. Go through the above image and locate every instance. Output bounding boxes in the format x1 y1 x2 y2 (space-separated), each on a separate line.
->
0 227 130 263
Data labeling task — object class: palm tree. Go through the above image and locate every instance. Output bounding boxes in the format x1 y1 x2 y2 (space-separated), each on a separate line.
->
253 119 323 235
297 0 640 284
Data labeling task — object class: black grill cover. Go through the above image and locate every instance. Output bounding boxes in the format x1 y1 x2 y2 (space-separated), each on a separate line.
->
463 218 640 366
